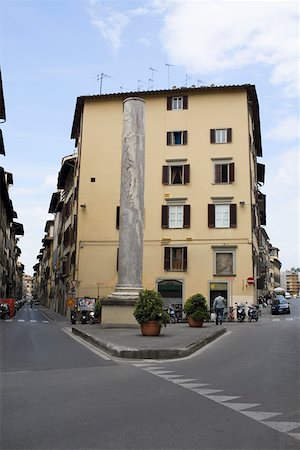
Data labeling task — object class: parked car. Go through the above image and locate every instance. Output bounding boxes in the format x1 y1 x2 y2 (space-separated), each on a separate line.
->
271 295 290 315
0 303 10 320
285 292 292 300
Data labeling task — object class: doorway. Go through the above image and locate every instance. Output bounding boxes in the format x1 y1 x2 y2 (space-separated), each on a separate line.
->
157 279 183 308
209 282 228 308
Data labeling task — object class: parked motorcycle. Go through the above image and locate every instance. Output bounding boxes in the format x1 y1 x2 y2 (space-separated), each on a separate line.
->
80 310 88 324
88 311 98 324
248 304 259 322
168 305 177 324
236 303 246 322
70 310 77 324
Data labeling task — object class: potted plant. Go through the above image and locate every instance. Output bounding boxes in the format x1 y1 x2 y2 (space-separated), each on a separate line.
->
183 293 209 327
133 289 169 336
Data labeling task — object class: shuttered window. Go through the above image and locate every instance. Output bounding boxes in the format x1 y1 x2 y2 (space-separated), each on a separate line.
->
167 131 188 145
208 204 237 228
116 206 120 229
162 164 190 185
214 162 234 183
167 96 188 110
164 247 187 271
162 205 191 228
210 128 232 144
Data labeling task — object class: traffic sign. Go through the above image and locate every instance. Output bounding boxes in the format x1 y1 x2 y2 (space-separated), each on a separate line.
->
247 277 255 285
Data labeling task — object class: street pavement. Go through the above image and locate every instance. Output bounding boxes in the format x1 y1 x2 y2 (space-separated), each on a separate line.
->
40 305 272 360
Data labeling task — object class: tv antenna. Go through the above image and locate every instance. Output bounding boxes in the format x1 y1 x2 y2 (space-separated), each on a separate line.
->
137 79 146 91
165 63 174 89
197 79 206 86
184 74 192 87
97 72 111 94
148 67 158 90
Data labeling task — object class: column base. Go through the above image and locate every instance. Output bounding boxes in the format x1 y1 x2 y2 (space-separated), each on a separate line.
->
101 295 138 326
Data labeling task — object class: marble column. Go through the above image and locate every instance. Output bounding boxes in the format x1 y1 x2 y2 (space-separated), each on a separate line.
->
101 97 145 324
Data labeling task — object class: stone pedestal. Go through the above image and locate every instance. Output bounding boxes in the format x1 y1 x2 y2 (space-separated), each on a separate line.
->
101 97 145 326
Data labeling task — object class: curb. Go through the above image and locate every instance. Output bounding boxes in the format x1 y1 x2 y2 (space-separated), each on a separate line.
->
71 327 226 359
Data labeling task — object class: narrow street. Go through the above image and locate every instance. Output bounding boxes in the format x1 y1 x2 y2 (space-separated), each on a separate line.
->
1 300 299 450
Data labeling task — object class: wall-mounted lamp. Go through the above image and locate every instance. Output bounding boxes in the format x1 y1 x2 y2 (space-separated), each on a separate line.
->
239 201 245 206
80 203 86 208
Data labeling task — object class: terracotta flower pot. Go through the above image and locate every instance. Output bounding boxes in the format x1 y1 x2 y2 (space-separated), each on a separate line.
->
187 316 204 328
140 321 161 336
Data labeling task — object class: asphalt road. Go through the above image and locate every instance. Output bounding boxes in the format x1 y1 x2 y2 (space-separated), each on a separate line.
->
1 299 299 450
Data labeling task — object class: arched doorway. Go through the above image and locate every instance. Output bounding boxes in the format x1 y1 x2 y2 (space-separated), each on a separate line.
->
157 280 183 308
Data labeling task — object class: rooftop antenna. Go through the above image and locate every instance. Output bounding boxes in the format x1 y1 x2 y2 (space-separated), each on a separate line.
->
165 63 174 89
197 79 206 86
149 67 158 90
97 72 111 94
137 79 146 91
184 74 192 87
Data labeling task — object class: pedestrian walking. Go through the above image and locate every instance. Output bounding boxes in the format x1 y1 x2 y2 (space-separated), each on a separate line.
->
213 293 226 325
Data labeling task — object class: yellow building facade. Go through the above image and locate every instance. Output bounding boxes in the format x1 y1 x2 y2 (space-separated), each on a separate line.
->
71 85 265 311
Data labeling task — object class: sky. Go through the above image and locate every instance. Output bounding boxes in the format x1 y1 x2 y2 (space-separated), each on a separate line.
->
0 0 299 276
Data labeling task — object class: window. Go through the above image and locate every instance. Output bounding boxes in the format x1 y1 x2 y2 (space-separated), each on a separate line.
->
167 96 188 110
162 164 190 185
162 204 190 228
164 247 187 271
213 248 236 276
208 204 237 228
210 128 232 144
214 162 234 183
167 131 188 146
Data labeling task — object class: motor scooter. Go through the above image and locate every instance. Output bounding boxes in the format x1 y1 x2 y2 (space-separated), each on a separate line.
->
70 310 77 324
80 310 88 324
88 311 98 324
248 305 259 322
236 303 246 322
168 305 177 324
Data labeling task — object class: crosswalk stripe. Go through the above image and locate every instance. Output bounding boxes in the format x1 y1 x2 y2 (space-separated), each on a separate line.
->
241 411 282 421
263 421 300 432
192 388 223 395
220 402 261 411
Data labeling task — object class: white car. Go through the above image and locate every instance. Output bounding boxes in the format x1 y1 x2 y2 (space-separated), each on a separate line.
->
285 292 292 300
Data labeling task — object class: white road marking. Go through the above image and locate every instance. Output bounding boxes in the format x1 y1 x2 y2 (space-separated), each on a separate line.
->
221 402 261 411
42 320 49 323
137 364 299 442
144 370 175 375
18 319 25 322
62 327 111 360
205 395 241 402
263 421 300 432
241 411 282 421
30 320 37 323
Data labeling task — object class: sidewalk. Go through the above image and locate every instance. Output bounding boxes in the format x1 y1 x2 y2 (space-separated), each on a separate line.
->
71 322 226 360
40 305 271 360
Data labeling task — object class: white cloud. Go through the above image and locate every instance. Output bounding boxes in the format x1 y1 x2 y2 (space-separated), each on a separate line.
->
157 0 299 96
42 174 57 189
265 115 300 142
88 1 129 52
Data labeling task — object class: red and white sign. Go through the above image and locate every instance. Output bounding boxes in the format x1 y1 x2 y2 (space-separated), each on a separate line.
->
247 277 255 285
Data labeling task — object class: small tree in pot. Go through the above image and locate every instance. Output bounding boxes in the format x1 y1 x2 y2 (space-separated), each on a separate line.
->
184 293 209 327
133 289 169 336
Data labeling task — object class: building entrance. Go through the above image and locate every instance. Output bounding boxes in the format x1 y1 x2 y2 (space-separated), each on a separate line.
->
157 280 183 308
209 282 228 308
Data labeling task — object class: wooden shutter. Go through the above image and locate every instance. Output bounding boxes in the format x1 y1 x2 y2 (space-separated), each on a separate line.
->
116 206 120 229
183 247 187 271
161 205 169 228
166 132 172 145
183 130 188 145
215 164 221 183
164 247 171 270
227 128 232 143
229 163 235 182
167 97 172 110
230 204 237 228
116 248 119 271
162 166 169 184
210 129 216 143
183 205 191 228
208 204 215 228
183 96 188 109
184 164 190 184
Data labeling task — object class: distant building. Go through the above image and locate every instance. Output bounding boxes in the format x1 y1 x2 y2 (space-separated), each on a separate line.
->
0 69 24 299
281 270 300 296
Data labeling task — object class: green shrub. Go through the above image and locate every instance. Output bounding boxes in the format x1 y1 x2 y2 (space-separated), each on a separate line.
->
133 289 169 326
184 293 209 321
